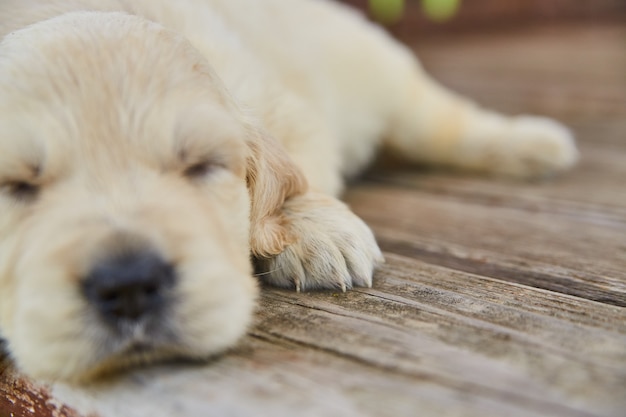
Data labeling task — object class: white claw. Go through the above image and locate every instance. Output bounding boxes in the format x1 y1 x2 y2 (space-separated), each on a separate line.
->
256 193 382 291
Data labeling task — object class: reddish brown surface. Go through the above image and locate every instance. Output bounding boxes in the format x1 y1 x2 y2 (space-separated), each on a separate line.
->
0 362 84 417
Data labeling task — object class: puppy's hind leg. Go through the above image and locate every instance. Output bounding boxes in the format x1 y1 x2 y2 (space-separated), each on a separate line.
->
383 62 579 179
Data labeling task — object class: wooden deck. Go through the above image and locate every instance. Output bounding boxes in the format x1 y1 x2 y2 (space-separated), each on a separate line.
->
2 21 626 417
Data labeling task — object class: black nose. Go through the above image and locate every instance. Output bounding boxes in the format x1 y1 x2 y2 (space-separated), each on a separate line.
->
82 251 175 323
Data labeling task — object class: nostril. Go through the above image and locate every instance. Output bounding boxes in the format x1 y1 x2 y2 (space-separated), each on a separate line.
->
82 251 176 323
143 282 159 296
98 287 124 302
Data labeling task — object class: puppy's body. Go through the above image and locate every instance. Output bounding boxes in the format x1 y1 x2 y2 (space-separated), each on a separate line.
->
0 0 577 381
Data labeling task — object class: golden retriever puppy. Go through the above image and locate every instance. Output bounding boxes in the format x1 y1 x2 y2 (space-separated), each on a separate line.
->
0 0 577 382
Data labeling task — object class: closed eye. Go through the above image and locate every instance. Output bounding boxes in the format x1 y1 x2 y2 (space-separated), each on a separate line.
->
183 160 218 180
1 180 40 202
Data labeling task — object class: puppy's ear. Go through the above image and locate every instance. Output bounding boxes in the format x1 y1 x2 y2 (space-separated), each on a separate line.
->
245 127 308 258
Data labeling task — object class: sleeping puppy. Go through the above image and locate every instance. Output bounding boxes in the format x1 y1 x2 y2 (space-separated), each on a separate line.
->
0 0 577 382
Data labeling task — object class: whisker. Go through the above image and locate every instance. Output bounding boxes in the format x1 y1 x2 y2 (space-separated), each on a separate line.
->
254 267 283 277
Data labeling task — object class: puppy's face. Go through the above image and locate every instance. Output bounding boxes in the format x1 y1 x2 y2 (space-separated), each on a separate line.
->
0 13 257 381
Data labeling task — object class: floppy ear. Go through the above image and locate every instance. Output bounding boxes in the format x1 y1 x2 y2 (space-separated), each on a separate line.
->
245 127 308 258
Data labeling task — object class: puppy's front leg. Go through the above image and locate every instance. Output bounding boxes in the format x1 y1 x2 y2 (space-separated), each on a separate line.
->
245 127 382 291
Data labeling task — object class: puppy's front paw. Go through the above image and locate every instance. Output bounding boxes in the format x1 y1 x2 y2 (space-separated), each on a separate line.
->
254 193 383 291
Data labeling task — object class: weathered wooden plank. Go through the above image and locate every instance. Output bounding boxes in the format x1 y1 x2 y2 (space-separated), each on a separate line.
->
409 24 626 123
346 184 626 304
255 260 626 416
375 254 626 334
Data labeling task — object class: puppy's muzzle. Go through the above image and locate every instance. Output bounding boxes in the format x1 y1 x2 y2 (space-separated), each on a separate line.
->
82 251 176 325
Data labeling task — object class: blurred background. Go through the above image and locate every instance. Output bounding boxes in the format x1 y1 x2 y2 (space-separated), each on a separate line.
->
334 0 626 200
333 0 626 121
340 0 626 37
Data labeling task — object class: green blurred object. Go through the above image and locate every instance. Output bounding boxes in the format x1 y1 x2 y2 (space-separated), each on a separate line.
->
421 0 461 22
368 0 405 24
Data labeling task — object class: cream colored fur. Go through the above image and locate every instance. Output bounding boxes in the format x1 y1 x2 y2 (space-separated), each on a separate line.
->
0 0 577 382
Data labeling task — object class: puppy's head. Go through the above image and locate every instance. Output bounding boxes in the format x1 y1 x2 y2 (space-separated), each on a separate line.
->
0 12 262 381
